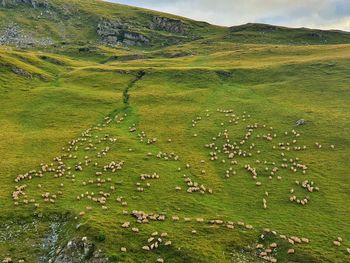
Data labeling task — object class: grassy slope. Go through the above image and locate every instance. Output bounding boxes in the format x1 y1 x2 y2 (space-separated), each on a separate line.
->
0 1 350 263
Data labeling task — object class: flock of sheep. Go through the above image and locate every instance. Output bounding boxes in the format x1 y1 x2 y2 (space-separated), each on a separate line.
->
6 108 349 262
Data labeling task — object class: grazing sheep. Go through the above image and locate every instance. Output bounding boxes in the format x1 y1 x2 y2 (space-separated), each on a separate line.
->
142 245 150 251
287 248 295 254
333 241 341 246
301 238 309 243
122 222 130 228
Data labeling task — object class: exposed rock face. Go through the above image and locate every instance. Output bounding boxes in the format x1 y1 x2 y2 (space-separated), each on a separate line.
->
150 16 185 34
1 0 37 8
11 66 32 78
97 20 124 44
123 31 149 46
296 119 305 126
97 19 150 46
0 23 53 47
51 239 108 263
16 0 37 8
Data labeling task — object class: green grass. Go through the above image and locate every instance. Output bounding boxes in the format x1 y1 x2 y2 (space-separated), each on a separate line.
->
0 1 350 263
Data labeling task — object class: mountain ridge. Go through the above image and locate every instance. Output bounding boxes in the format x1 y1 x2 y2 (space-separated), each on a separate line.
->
0 0 350 49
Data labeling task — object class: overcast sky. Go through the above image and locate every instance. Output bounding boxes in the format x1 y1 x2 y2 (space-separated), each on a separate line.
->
105 0 350 31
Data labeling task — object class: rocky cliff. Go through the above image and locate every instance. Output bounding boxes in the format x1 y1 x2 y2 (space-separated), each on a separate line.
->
97 19 150 46
150 16 186 34
2 0 37 8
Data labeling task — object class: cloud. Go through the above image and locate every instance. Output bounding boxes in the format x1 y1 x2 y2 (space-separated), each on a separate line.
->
105 0 350 31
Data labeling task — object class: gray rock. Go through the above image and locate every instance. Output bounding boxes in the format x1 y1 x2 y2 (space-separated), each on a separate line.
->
1 0 37 8
150 16 186 34
11 66 32 78
52 240 108 263
97 19 149 46
17 0 37 8
0 23 54 48
296 119 305 126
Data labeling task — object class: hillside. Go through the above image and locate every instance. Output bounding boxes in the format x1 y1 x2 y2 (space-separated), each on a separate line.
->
0 1 350 263
1 0 350 50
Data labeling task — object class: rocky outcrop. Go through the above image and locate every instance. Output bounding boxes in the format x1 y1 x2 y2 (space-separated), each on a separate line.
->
97 19 149 46
16 0 37 8
0 23 53 47
51 239 108 263
97 20 125 44
11 66 32 78
123 31 149 46
1 0 38 8
150 16 186 34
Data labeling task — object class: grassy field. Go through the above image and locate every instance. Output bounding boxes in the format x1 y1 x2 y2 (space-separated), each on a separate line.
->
0 1 350 263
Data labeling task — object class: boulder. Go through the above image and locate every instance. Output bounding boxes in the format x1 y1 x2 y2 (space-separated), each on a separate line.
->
296 119 305 126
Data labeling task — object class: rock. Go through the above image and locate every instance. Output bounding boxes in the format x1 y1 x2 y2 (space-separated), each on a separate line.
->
123 31 150 46
17 0 37 8
11 66 32 79
296 119 305 126
97 19 124 44
0 23 53 48
97 19 149 46
1 0 39 8
52 239 108 263
150 16 185 34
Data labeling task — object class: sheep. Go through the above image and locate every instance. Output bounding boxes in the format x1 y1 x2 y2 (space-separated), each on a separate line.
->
122 222 130 228
142 245 150 251
333 241 341 246
120 247 127 252
287 248 295 254
256 244 263 249
270 243 277 248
